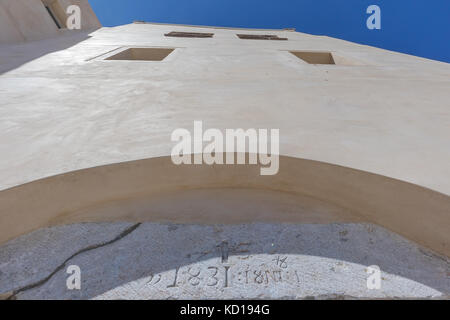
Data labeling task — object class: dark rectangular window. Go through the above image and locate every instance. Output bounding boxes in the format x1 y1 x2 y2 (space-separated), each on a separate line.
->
237 34 288 40
105 48 175 62
290 51 336 65
164 31 214 38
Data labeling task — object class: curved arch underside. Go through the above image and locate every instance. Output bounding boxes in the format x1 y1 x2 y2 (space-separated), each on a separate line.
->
0 155 449 257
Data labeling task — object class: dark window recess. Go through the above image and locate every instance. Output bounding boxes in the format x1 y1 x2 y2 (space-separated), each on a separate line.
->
105 48 175 61
164 31 214 38
45 6 61 29
290 51 336 65
237 34 287 40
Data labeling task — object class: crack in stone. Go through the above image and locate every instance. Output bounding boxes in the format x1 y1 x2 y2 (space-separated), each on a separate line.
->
7 223 142 300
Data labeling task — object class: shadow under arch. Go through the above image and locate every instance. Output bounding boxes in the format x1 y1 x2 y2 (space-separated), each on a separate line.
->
0 154 449 257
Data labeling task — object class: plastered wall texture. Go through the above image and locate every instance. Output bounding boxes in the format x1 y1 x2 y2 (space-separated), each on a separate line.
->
0 11 449 260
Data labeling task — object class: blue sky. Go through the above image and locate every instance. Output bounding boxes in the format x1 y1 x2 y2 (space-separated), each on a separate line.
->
90 0 450 63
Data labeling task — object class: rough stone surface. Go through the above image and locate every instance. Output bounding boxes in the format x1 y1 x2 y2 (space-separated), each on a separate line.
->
0 222 448 299
0 222 135 294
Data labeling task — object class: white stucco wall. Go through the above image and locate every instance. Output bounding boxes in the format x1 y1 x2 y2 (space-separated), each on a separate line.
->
0 22 449 256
